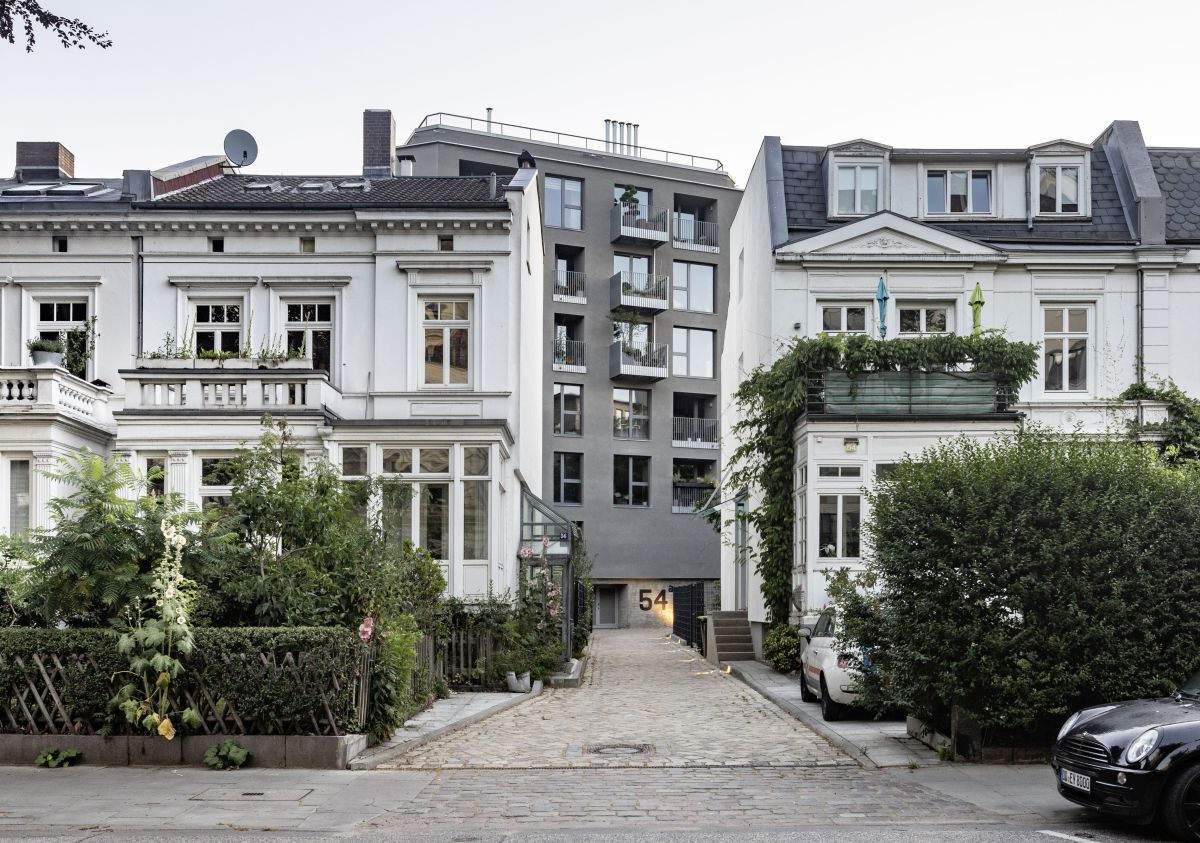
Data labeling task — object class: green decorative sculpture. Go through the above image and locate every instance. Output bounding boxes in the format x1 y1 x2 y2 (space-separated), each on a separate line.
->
969 283 985 336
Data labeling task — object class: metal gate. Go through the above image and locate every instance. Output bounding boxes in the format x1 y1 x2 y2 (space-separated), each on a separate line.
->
671 582 707 655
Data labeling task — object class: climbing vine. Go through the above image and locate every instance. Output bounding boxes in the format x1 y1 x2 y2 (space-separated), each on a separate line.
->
1119 380 1200 464
726 332 1038 624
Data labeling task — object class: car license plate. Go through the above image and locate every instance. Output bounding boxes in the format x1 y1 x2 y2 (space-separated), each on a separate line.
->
1061 768 1092 793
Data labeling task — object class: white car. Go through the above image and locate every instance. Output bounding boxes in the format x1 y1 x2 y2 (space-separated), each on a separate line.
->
798 611 860 721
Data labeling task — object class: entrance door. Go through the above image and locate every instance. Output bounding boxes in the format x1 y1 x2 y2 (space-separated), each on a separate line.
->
595 586 619 628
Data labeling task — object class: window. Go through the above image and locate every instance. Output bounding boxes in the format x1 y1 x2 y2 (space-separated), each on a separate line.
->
341 446 367 477
926 169 991 214
52 236 68 253
671 328 715 378
194 302 241 355
672 261 715 313
8 459 30 534
875 463 900 479
299 236 315 253
209 237 225 253
553 452 582 505
1038 165 1081 214
199 457 236 512
35 299 88 378
835 165 879 215
438 235 454 252
545 176 583 229
614 185 651 219
613 455 649 507
422 300 470 386
818 465 861 478
286 302 333 374
553 383 582 435
818 494 861 558
820 303 868 334
898 303 952 334
613 318 651 347
145 456 166 496
1043 306 1089 392
462 446 489 562
613 388 650 439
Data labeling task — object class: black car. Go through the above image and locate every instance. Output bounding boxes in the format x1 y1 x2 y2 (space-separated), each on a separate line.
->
1052 670 1200 840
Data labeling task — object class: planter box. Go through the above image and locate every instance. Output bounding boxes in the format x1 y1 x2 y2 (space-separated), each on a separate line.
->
129 735 183 765
182 735 287 768
0 733 365 769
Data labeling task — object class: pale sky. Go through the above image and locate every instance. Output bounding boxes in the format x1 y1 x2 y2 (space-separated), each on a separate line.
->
3 0 1199 186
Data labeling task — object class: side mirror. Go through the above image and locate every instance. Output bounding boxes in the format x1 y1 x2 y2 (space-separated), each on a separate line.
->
798 626 812 642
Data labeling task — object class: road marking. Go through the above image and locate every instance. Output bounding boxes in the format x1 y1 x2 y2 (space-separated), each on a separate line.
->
1036 831 1098 841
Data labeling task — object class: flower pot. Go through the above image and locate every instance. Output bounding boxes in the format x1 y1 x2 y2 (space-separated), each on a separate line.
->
505 671 532 693
30 350 63 368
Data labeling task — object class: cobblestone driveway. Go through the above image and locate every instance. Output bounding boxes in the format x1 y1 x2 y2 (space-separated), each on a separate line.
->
382 628 856 770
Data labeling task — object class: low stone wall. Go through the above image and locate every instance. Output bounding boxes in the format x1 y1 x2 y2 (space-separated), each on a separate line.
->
0 733 367 769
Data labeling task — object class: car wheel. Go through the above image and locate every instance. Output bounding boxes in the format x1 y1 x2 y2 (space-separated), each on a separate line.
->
799 672 817 702
1162 760 1200 841
820 675 843 722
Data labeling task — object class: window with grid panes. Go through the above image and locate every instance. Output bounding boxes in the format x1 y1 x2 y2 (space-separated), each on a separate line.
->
286 302 332 373
34 300 88 377
194 302 241 354
1043 305 1090 392
422 300 470 386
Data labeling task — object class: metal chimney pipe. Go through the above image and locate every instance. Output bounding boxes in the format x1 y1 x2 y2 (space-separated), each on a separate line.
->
633 124 639 156
605 119 611 152
621 122 628 154
486 107 493 132
488 172 497 199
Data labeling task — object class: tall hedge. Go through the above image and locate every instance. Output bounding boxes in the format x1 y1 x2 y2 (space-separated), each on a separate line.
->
835 429 1200 741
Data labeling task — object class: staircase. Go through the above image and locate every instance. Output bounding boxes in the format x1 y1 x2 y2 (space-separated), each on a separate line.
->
709 610 755 662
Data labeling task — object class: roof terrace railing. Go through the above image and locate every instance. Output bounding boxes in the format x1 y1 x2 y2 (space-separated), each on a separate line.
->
416 112 725 172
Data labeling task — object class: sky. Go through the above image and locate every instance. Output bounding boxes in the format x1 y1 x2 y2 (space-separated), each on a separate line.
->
3 0 1200 186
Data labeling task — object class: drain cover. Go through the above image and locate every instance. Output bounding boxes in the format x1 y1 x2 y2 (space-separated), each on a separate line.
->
583 742 654 756
192 788 312 802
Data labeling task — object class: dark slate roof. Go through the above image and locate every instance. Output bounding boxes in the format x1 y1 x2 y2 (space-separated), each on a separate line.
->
149 174 513 208
1149 148 1200 243
780 145 1136 245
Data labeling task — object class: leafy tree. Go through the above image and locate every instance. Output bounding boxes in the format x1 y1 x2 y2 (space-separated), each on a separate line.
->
0 0 111 51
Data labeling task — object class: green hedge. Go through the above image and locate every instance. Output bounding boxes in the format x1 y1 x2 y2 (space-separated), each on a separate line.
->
0 627 363 736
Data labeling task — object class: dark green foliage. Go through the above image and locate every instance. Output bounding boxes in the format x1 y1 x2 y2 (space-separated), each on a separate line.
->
34 746 80 767
570 533 594 657
728 333 1038 624
763 625 806 673
364 615 423 742
202 739 249 770
25 337 62 353
832 429 1200 741
0 0 112 51
1119 380 1200 464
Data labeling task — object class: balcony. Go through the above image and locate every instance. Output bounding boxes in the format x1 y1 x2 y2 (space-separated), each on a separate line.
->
672 482 715 514
609 340 668 381
0 367 114 430
610 202 669 247
671 417 719 449
672 214 720 253
121 364 341 416
551 269 586 304
805 371 1014 416
610 271 669 313
552 339 586 373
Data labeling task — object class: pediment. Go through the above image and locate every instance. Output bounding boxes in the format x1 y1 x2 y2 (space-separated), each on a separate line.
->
827 138 891 156
777 212 1001 260
814 229 946 255
1028 138 1091 155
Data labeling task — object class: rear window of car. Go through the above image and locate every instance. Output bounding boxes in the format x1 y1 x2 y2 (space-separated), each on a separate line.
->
813 613 835 637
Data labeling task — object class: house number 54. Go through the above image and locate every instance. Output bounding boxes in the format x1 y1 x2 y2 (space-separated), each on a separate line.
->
638 589 668 611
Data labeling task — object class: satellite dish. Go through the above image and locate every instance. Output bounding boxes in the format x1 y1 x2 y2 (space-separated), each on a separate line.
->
223 130 258 167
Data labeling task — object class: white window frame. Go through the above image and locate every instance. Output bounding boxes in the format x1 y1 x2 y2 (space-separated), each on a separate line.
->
832 162 882 216
671 327 716 378
1032 156 1089 217
32 297 89 376
817 492 862 560
924 167 993 216
419 298 472 389
896 301 954 335
283 299 334 373
197 454 237 511
192 300 244 356
1040 303 1094 396
2 455 33 535
818 301 872 335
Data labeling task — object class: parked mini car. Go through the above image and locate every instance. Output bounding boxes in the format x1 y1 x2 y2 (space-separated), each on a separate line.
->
1052 669 1200 840
797 611 860 721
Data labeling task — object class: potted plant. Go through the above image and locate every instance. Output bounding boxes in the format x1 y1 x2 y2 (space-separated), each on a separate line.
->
618 185 641 226
27 337 64 368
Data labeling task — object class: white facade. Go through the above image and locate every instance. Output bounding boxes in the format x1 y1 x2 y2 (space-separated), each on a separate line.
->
0 168 544 599
722 125 1199 639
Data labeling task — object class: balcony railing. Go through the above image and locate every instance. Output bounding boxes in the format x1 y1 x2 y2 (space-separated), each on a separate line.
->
671 417 719 449
610 271 669 312
672 483 716 514
552 339 586 373
121 366 340 415
609 340 668 380
551 269 586 303
612 415 650 440
805 371 1013 416
611 202 670 246
0 367 113 428
672 214 720 252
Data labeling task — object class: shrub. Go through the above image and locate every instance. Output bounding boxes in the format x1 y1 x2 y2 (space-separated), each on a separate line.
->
26 338 63 353
763 625 806 673
833 429 1200 743
35 747 81 768
202 740 249 770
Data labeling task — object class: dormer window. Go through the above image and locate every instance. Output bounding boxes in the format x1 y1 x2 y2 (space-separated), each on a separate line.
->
927 169 991 215
835 165 879 215
1038 165 1080 214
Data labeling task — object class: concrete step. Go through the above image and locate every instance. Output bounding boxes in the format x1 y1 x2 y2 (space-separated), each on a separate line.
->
720 651 756 661
709 610 749 620
715 633 752 642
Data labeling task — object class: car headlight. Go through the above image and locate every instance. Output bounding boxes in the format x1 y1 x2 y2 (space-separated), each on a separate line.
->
1057 712 1082 742
1123 728 1162 765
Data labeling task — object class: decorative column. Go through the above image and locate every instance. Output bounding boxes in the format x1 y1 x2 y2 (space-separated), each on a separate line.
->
111 449 135 499
31 451 57 529
167 450 191 505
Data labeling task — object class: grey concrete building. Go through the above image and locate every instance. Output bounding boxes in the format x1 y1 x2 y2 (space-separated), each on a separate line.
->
395 112 740 629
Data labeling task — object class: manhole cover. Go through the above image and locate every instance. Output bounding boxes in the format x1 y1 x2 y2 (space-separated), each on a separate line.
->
582 742 654 756
192 788 312 802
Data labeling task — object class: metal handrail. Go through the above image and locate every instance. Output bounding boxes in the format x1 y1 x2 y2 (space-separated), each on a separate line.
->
804 370 1012 415
672 483 716 512
672 214 720 248
612 340 668 370
553 338 586 367
552 269 586 299
612 270 668 301
416 112 725 171
672 416 719 444
611 202 669 235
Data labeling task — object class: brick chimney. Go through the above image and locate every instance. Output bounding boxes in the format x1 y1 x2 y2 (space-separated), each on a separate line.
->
362 109 396 178
15 141 74 181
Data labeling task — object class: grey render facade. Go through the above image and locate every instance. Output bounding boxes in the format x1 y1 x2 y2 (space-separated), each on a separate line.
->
396 112 740 627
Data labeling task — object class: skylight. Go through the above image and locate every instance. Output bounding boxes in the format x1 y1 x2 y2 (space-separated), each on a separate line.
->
1 183 58 196
46 183 105 196
245 181 281 192
338 180 368 191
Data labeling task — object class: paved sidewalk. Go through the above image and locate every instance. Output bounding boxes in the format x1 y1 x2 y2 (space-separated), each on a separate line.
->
727 659 941 768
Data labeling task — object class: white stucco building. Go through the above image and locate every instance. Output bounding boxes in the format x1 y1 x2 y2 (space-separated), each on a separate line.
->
0 113 551 599
720 121 1200 651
